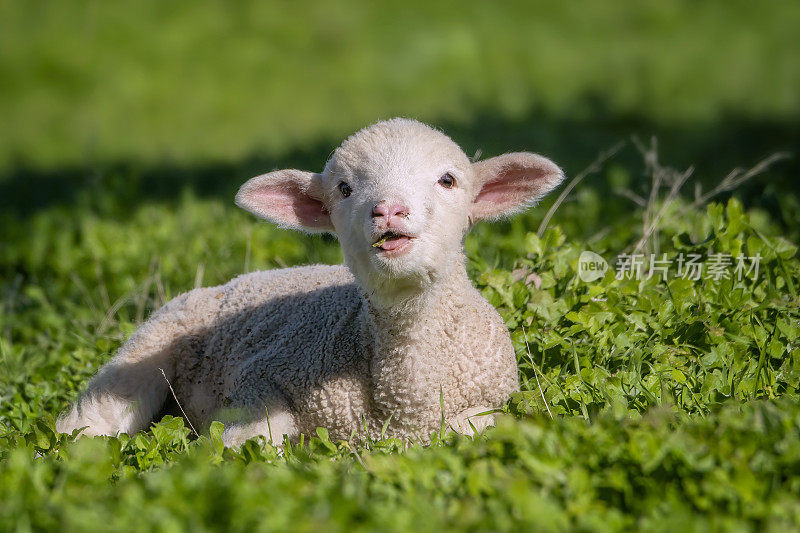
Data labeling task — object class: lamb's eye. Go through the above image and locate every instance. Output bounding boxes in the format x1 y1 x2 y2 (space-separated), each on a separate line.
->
438 173 455 189
338 181 352 198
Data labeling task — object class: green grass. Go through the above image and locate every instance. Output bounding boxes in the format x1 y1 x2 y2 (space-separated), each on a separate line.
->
2 177 798 530
1 1 800 530
4 401 800 531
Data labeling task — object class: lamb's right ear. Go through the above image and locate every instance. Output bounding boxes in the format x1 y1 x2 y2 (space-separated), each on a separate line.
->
235 169 334 233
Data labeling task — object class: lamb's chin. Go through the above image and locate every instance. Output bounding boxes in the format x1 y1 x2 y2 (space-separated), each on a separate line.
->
362 248 423 280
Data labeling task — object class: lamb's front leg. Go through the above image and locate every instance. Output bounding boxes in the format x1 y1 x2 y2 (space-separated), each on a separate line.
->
218 386 298 447
448 406 497 436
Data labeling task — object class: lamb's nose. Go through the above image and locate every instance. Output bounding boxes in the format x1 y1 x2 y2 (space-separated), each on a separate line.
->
371 202 409 220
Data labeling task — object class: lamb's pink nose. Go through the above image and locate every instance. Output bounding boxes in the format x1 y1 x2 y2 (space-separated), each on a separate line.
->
371 202 409 223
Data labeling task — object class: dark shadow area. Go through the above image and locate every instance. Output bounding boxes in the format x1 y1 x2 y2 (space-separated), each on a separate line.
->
1 109 798 228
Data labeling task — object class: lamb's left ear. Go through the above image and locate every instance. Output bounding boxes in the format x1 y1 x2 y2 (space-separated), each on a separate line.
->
235 169 334 233
471 152 564 221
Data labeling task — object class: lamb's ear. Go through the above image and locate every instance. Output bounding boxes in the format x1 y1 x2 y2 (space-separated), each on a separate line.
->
471 152 564 221
235 169 333 233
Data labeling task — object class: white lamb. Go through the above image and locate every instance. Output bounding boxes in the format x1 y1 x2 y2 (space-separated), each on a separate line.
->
56 118 564 446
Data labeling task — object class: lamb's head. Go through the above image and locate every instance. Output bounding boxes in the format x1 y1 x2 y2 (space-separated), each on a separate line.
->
236 118 563 296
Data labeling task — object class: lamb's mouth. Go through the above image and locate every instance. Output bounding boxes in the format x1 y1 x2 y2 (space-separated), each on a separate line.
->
372 231 414 255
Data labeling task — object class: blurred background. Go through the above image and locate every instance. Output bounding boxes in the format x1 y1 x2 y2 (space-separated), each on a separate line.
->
1 0 798 291
2 1 798 194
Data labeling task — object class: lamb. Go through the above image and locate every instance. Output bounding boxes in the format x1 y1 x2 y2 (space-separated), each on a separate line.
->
56 118 564 446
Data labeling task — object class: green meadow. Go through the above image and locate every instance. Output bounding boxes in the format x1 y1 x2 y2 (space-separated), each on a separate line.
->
1 1 799 530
